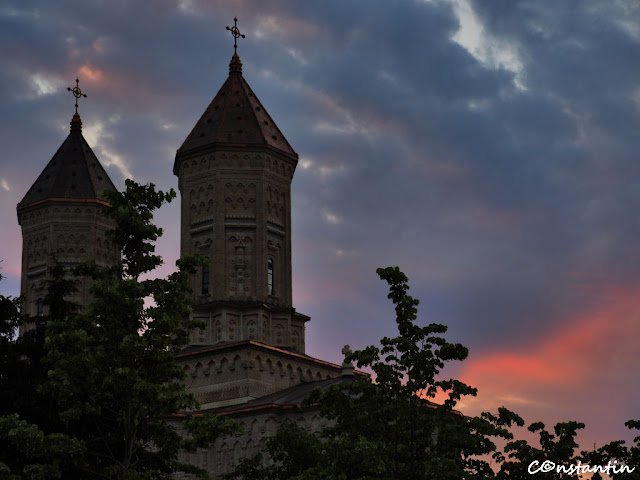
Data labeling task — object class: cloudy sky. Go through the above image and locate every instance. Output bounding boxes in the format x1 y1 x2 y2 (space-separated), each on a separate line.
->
1 0 639 452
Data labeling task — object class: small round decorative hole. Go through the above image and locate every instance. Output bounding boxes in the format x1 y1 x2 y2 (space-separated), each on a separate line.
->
236 103 240 107
200 133 205 137
237 116 241 120
272 135 277 140
214 106 219 110
207 118 212 123
264 121 268 125
238 129 243 134
256 107 261 111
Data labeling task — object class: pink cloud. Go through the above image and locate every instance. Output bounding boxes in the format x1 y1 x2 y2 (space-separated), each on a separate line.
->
454 280 640 445
78 64 106 85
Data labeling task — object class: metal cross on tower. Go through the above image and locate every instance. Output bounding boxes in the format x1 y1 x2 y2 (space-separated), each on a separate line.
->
226 17 246 55
67 78 87 114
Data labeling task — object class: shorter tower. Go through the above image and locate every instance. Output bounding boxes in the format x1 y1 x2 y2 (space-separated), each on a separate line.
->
17 80 118 328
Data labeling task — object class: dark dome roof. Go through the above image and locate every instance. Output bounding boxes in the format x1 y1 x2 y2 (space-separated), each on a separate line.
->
18 114 116 211
175 54 297 168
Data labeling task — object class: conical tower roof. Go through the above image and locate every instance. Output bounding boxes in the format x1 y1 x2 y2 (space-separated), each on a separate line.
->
17 113 116 213
175 53 298 170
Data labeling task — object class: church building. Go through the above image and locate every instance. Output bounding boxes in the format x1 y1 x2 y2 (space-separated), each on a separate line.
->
17 19 356 476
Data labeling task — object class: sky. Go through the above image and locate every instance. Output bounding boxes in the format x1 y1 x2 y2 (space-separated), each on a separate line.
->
1 0 639 454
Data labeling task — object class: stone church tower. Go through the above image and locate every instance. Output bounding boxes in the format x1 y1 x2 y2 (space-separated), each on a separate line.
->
173 46 309 353
171 23 354 436
16 83 118 329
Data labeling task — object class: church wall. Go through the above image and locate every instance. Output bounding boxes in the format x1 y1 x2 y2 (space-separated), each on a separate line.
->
176 149 296 307
173 407 331 478
18 200 117 323
188 303 307 353
177 344 339 410
176 147 304 351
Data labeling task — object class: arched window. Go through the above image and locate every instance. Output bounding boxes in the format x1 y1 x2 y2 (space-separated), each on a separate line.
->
36 298 44 317
202 259 210 295
267 258 274 296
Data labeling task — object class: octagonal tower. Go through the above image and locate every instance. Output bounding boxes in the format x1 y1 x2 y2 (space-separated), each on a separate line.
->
174 51 309 353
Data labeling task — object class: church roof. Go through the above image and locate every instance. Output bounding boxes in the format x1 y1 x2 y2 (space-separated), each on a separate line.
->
177 340 340 370
175 53 298 164
208 374 359 415
17 113 116 212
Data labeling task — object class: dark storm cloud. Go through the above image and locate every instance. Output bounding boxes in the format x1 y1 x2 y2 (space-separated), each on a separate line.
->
278 0 640 355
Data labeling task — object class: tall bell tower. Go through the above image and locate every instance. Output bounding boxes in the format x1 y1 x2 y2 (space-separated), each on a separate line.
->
174 19 309 352
17 79 118 330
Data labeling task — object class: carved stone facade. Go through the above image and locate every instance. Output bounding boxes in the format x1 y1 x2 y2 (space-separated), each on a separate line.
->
174 342 355 478
17 112 117 328
188 303 308 353
174 407 334 475
177 341 341 410
174 52 309 353
17 201 117 320
176 150 296 309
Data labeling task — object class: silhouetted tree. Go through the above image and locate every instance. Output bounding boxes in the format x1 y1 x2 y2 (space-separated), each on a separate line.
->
227 267 515 480
1 181 239 480
0 268 83 478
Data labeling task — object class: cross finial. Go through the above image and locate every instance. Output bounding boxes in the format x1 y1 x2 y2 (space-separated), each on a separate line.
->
341 345 354 376
67 78 87 114
226 17 246 55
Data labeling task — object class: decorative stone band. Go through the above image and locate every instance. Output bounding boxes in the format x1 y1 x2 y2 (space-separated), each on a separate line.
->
17 197 112 212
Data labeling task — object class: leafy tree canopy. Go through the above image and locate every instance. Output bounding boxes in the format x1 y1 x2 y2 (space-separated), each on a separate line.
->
228 267 516 480
226 267 638 480
1 180 239 480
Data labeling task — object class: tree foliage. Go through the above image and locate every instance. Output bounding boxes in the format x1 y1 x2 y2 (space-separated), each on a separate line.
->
226 267 638 480
491 418 585 479
0 269 83 479
582 420 640 480
1 180 238 479
227 267 516 480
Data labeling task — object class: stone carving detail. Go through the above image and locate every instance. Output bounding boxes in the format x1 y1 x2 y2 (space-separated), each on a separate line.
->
228 317 237 341
190 184 216 217
205 360 214 375
246 320 257 341
224 182 256 215
213 319 222 342
265 185 286 223
262 156 294 179
26 234 49 265
194 318 209 344
266 239 281 252
228 235 253 298
274 324 284 346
